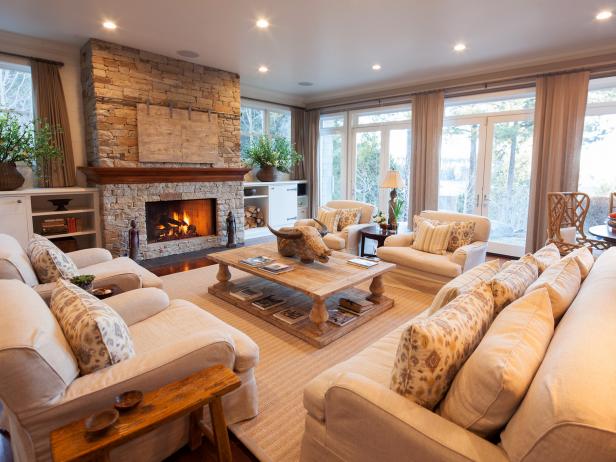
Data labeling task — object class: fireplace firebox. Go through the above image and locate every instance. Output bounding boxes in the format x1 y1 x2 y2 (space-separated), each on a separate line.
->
145 199 216 243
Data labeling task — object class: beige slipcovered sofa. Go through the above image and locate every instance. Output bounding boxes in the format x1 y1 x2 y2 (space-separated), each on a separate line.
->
0 279 259 462
296 200 377 254
0 233 163 303
377 210 491 292
301 248 616 462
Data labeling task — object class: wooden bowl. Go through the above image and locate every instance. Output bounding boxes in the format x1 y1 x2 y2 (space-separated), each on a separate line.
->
114 390 143 411
84 409 119 435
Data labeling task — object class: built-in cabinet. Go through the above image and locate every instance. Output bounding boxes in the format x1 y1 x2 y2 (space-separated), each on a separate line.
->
0 188 101 250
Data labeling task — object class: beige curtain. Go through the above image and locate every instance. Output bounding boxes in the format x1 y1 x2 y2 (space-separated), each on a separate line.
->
410 91 444 221
290 108 306 180
305 109 320 216
31 60 76 187
525 71 590 252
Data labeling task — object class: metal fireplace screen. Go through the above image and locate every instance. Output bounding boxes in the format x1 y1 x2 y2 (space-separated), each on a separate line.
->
145 199 216 243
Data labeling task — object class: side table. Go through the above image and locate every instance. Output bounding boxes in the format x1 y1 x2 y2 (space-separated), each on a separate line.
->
50 365 241 462
359 225 397 257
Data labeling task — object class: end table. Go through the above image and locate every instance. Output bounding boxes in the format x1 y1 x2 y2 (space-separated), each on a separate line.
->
359 225 398 257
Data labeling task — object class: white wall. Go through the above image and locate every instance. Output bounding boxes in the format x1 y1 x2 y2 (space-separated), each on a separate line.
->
0 29 87 186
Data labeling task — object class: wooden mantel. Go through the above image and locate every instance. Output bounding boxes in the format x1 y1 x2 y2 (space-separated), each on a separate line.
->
79 167 251 185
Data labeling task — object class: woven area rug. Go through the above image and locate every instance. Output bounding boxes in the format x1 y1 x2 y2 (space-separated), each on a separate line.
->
161 264 433 462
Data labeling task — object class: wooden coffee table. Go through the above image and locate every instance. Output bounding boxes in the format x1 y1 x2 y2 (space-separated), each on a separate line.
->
207 243 396 347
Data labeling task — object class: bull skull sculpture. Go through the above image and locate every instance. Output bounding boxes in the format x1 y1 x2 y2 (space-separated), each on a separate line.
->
268 219 332 264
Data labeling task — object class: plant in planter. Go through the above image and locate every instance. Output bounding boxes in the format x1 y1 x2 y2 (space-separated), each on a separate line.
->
373 210 388 230
0 112 62 190
70 274 95 291
390 199 405 231
243 135 302 182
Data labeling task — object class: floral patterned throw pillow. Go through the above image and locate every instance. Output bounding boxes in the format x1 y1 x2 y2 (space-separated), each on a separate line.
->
337 208 362 231
490 260 539 313
447 221 476 252
26 234 79 283
390 282 495 409
50 279 135 375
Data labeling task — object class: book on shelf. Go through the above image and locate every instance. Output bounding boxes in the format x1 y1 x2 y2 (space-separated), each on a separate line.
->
339 296 374 314
261 262 294 274
240 256 275 267
347 257 379 268
251 295 286 311
41 217 82 235
328 308 357 327
273 307 308 324
230 287 263 302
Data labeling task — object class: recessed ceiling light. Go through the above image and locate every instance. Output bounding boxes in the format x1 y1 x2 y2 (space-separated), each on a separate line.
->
596 10 613 20
177 50 199 58
256 18 269 29
258 65 269 73
298 81 314 86
454 43 467 52
372 64 382 71
102 20 117 30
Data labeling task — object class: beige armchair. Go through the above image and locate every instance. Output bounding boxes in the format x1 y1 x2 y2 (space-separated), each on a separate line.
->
376 210 491 292
0 279 259 462
0 233 162 303
296 200 377 254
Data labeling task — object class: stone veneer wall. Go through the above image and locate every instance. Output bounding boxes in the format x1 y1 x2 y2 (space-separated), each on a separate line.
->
80 39 243 257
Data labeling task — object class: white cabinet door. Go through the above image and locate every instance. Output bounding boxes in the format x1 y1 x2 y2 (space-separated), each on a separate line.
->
0 195 30 247
268 184 298 227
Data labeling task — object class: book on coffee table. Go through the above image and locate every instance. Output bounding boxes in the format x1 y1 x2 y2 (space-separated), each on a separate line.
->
252 295 286 311
273 308 308 324
240 256 275 267
327 308 357 327
339 296 374 314
261 262 294 274
347 258 378 269
230 287 263 302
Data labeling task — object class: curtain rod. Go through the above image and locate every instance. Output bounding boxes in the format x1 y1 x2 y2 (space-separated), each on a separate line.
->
241 96 306 111
0 50 64 67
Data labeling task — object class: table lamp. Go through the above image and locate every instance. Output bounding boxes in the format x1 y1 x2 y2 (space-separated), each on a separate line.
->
380 170 405 229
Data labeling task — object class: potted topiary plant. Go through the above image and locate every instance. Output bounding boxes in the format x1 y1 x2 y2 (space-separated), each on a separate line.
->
243 135 302 182
0 112 62 190
70 274 95 292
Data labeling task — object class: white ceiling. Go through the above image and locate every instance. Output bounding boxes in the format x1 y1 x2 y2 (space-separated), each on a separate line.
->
0 0 615 104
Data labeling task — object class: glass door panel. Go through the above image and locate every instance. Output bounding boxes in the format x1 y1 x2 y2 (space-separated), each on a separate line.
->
484 118 534 256
319 132 344 204
354 131 382 207
438 123 482 214
388 128 411 222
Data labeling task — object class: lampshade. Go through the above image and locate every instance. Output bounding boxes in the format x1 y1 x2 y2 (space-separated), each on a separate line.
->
380 170 405 189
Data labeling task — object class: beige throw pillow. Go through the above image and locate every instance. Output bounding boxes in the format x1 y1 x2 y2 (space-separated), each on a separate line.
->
562 246 594 280
50 279 135 375
447 221 476 252
337 208 362 231
428 259 501 315
439 289 554 436
390 282 494 409
412 220 453 255
490 260 539 313
532 243 561 273
316 207 341 233
26 234 79 283
525 258 581 320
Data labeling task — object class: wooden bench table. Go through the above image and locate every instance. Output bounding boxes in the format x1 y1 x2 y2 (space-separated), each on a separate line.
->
50 365 241 462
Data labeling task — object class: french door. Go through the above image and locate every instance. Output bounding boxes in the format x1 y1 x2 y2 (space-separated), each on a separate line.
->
439 112 534 257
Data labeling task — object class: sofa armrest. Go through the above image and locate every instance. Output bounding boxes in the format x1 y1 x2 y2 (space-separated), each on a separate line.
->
321 373 508 462
67 248 113 268
450 241 488 272
384 232 414 247
340 223 377 252
295 218 317 227
105 288 169 326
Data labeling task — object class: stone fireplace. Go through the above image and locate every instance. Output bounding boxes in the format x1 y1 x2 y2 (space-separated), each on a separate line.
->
80 39 245 259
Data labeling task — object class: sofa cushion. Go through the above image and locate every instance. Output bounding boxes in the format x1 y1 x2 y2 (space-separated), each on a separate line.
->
390 282 494 409
326 200 375 224
336 208 362 231
322 232 346 251
412 220 453 255
0 234 39 286
500 247 616 462
532 243 561 273
420 210 491 242
525 258 581 320
490 260 538 313
562 246 594 280
376 246 461 278
439 289 554 437
447 221 476 252
79 256 163 289
50 279 135 375
428 259 501 314
317 207 341 233
26 234 79 283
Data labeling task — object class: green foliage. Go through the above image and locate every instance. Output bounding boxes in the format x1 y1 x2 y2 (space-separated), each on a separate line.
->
243 134 301 173
355 132 380 206
0 112 62 167
70 274 95 289
392 198 405 220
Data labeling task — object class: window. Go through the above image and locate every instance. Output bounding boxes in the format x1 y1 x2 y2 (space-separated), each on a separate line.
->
440 91 535 256
0 61 33 126
240 101 291 156
319 114 346 204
